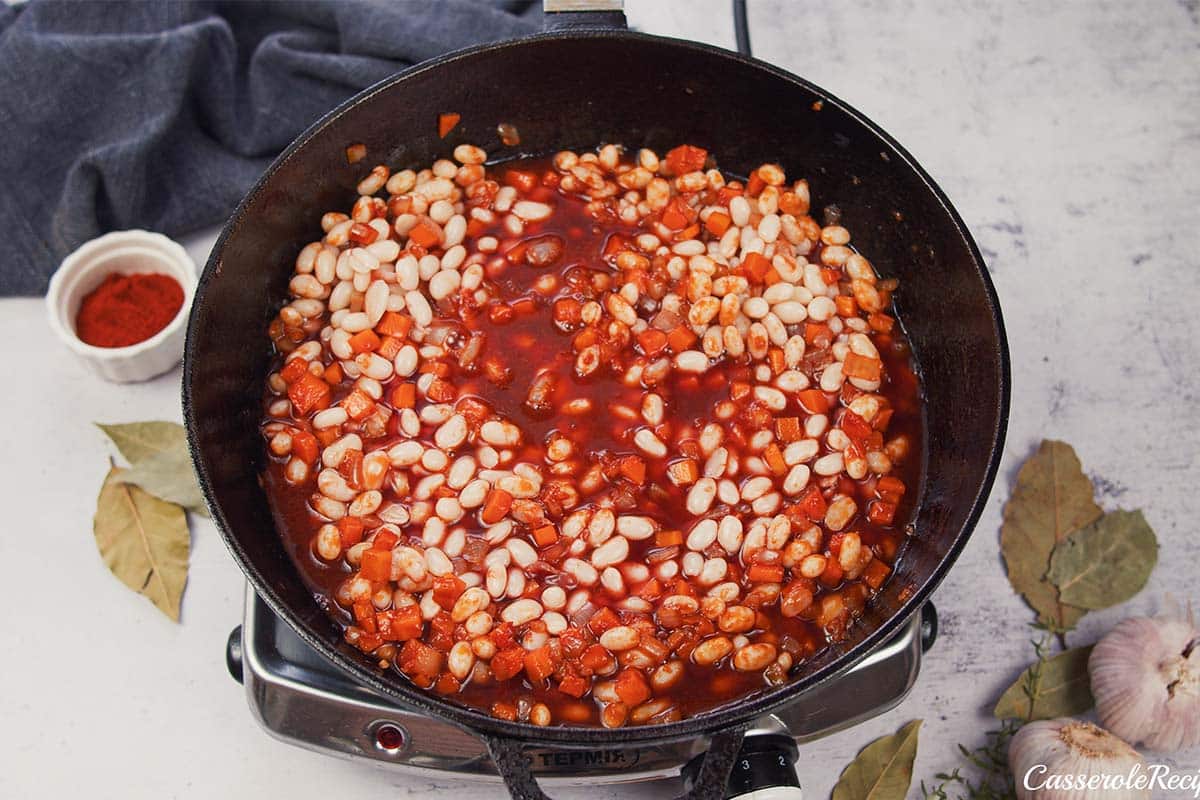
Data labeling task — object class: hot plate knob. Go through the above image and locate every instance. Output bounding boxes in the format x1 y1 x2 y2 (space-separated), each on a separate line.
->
682 733 802 799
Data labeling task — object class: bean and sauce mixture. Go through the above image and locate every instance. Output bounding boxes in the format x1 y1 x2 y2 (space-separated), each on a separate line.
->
260 143 922 728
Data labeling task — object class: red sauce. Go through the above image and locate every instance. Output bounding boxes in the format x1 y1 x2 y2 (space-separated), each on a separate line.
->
261 151 924 727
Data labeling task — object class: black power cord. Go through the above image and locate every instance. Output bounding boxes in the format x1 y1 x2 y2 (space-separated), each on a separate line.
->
732 0 752 57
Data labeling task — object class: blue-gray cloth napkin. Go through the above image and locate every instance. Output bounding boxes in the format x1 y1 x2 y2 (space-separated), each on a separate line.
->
0 0 539 295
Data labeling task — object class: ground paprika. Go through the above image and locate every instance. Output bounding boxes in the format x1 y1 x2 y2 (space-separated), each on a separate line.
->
75 272 184 348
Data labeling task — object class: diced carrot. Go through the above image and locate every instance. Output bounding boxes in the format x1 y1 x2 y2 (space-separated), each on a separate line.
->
288 372 332 415
524 644 562 684
360 548 392 582
580 643 613 672
337 516 365 547
532 524 559 547
437 112 460 138
433 674 461 695
323 362 343 385
729 381 752 403
490 621 516 650
741 251 771 284
767 347 786 375
353 600 374 625
619 456 646 485
390 382 416 409
637 328 669 357
804 322 832 347
491 646 527 681
762 266 782 286
338 450 363 487
348 329 381 355
375 311 413 339
291 430 319 465
377 604 423 641
557 671 588 698
841 410 874 443
667 325 697 353
587 606 620 635
341 389 376 421
868 312 895 333
662 144 707 176
797 389 830 414
399 639 443 678
666 459 699 487
835 295 858 317
705 211 731 236
432 574 466 609
796 485 828 520
348 222 377 245
614 669 651 706
673 578 696 597
746 170 766 197
868 500 898 526
762 443 787 476
661 196 692 230
426 378 456 403
280 357 309 384
370 529 398 551
876 476 907 498
778 191 806 215
747 564 785 583
872 408 894 432
655 529 684 547
635 578 663 601
480 488 514 524
862 559 892 590
717 184 744 205
843 353 882 381
819 559 844 588
408 219 442 248
376 336 403 361
315 428 338 447
775 417 802 443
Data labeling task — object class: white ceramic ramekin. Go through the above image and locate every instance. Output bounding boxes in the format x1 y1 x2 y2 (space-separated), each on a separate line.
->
45 230 197 383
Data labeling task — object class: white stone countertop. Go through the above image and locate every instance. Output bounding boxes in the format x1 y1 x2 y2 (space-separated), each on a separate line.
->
1 1 1197 798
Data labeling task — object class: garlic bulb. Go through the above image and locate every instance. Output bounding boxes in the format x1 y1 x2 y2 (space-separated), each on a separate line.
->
1089 613 1200 751
1009 718 1149 800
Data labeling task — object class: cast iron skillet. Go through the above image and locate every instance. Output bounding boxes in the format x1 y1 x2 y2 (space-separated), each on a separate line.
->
184 5 1010 799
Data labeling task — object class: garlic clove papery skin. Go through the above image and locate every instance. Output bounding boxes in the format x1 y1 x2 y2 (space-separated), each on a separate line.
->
1009 718 1149 800
1089 615 1200 751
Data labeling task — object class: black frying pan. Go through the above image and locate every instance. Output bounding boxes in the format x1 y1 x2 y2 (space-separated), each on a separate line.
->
184 5 1010 799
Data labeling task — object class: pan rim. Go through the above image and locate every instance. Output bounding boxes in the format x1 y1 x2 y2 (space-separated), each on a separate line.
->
183 27 1012 747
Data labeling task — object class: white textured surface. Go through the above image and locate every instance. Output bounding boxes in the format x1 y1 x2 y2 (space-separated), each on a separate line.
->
1 1 1197 798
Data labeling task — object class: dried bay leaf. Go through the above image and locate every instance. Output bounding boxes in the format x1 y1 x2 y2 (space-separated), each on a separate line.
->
94 466 190 621
832 719 921 800
97 421 207 516
1047 509 1157 610
993 645 1094 721
1000 440 1100 632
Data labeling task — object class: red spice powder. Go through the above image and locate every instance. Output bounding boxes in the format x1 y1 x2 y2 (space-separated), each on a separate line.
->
75 272 184 348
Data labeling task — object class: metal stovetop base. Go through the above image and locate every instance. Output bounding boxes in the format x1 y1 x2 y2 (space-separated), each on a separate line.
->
227 585 930 786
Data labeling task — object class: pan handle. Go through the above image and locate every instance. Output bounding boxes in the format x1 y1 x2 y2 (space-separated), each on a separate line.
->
542 0 627 32
483 725 748 800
